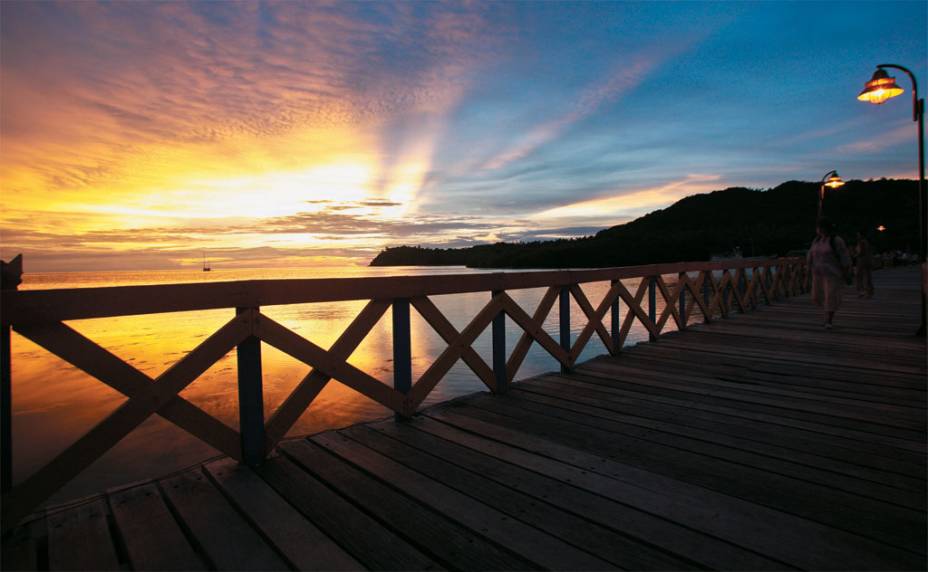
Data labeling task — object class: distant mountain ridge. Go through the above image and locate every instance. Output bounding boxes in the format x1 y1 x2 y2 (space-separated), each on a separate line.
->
370 179 919 268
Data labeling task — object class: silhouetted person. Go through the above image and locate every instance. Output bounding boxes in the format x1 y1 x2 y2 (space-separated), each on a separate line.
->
855 230 874 299
807 218 851 329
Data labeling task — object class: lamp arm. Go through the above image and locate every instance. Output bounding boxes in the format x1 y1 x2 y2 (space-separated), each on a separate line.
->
817 169 837 221
877 64 921 122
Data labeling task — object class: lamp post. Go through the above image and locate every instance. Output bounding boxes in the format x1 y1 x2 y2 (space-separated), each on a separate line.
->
858 64 926 336
818 169 845 220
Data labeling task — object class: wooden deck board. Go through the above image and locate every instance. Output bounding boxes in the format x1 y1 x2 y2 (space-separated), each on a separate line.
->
423 408 922 570
507 376 927 475
340 424 699 571
305 432 613 571
496 388 925 492
281 437 537 571
257 453 438 571
365 420 785 570
108 482 205 571
203 458 363 571
465 392 924 506
3 267 925 570
160 470 289 571
443 398 924 550
1 518 40 572
47 499 119 571
524 373 925 452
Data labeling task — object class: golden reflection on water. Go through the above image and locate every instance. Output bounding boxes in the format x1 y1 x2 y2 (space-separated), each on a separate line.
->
10 267 676 503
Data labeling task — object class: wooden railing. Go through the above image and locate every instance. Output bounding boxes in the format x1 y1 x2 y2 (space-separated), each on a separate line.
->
0 257 806 531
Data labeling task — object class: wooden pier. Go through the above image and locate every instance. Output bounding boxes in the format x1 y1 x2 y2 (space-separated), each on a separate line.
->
2 264 925 570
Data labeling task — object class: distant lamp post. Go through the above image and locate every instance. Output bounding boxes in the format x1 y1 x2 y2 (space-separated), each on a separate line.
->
858 63 925 336
877 224 887 232
817 169 845 219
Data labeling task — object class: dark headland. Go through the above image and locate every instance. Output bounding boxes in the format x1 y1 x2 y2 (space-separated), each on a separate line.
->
370 179 919 268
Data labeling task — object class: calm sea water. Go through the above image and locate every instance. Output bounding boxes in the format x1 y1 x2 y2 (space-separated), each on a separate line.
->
11 265 676 503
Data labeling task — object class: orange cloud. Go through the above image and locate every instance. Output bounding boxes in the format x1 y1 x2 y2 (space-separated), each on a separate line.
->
0 2 504 267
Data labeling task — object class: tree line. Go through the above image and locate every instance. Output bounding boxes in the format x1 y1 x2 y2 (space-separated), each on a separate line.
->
370 179 920 268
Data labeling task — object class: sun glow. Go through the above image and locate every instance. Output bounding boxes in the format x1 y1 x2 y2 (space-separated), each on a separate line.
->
0 106 439 264
188 162 377 219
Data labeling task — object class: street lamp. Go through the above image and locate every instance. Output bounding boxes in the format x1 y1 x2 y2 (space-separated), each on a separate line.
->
818 169 845 220
858 64 926 336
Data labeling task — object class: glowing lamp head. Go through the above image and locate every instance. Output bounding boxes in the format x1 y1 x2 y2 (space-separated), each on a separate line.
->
824 172 845 189
877 225 887 232
857 68 904 104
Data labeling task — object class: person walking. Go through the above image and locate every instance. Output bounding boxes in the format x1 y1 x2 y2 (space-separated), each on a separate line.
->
855 230 875 298
807 218 852 329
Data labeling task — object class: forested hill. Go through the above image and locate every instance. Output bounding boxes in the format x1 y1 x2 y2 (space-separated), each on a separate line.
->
369 179 919 269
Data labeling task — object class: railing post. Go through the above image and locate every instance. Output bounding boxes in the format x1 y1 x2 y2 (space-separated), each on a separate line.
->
392 299 412 420
491 291 507 393
235 307 265 467
739 271 748 313
752 267 761 308
767 263 780 300
559 287 571 373
703 272 711 323
767 266 775 303
1 317 11 495
1 255 21 495
610 280 621 354
783 264 791 298
678 272 687 331
721 274 730 317
648 276 657 341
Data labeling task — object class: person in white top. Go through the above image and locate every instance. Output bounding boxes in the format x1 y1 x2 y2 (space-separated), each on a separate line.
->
806 218 852 329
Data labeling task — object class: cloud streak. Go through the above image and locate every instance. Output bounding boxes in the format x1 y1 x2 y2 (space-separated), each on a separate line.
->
482 39 703 171
1 2 502 201
1 2 924 272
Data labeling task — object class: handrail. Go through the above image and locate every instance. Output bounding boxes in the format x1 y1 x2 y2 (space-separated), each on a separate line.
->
3 258 793 324
0 256 807 532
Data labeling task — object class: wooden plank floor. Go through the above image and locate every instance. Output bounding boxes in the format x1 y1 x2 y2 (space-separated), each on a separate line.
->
3 267 925 571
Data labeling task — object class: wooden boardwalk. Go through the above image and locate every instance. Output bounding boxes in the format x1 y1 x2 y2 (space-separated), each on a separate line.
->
3 267 925 571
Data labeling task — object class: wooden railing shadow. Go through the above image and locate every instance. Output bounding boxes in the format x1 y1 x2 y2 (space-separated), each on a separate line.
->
0 257 807 531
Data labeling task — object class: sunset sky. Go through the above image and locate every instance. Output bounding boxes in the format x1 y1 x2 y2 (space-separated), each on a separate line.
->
1 1 925 272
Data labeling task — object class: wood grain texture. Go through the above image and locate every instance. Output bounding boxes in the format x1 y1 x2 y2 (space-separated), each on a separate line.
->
108 483 204 571
306 431 612 571
285 436 534 571
204 458 362 571
47 500 120 571
259 450 436 570
160 469 288 571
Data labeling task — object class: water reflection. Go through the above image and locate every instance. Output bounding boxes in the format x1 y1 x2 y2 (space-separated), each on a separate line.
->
10 266 678 503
